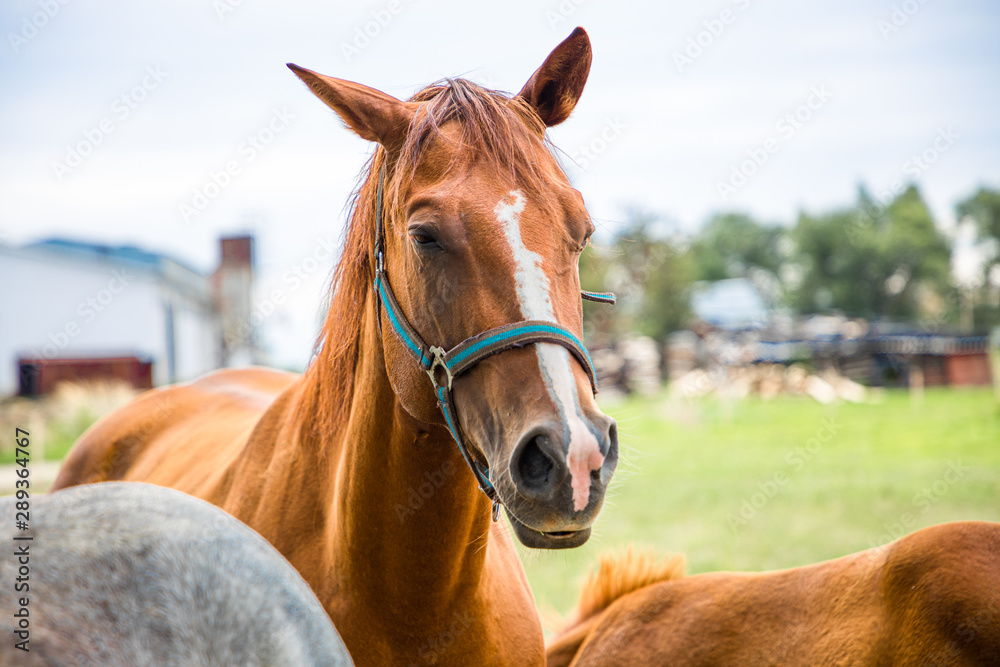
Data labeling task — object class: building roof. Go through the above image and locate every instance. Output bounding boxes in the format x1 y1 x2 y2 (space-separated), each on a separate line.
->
691 278 768 328
14 237 211 304
23 238 204 276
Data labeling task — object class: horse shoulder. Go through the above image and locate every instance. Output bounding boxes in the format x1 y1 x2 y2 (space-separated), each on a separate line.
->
880 521 1000 664
51 367 298 493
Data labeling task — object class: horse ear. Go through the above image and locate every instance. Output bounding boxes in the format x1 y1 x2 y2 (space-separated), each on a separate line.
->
517 27 592 127
287 64 415 148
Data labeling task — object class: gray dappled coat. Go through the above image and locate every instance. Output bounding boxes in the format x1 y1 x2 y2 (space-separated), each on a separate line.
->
0 481 353 666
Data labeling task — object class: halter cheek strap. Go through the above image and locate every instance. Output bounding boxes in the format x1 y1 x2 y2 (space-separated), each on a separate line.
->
580 290 616 304
371 165 614 521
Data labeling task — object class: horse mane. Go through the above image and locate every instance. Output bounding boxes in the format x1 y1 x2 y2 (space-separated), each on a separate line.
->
296 78 552 442
572 548 686 625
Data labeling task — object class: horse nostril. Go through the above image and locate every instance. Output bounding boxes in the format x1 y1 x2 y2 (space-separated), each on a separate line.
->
517 434 555 489
606 421 618 457
600 420 619 485
510 427 569 501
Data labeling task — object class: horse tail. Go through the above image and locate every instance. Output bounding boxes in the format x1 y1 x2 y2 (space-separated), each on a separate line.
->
546 547 685 666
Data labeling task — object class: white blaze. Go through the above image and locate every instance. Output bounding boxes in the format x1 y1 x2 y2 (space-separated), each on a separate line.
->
494 190 604 512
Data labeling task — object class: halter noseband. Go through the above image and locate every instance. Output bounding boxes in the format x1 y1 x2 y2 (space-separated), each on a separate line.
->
372 165 615 521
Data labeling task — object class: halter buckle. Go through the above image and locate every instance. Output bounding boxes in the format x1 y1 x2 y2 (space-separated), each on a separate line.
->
425 346 453 390
491 498 501 522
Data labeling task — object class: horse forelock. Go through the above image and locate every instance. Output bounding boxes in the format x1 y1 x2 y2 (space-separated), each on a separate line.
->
297 78 561 443
396 78 550 195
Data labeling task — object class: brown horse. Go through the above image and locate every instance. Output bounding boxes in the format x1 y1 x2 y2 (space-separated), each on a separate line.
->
548 522 1000 666
51 27 618 666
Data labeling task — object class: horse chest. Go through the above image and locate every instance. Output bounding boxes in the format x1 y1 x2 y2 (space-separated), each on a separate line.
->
312 537 544 665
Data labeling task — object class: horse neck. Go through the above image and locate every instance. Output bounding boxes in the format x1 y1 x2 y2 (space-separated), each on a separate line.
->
308 288 497 617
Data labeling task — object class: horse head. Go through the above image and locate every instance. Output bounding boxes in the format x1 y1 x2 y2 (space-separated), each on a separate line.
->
289 28 617 549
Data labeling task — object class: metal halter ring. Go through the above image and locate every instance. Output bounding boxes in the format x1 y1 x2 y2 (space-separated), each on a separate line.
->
425 346 453 390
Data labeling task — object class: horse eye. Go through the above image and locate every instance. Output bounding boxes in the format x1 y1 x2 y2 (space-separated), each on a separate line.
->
410 231 440 250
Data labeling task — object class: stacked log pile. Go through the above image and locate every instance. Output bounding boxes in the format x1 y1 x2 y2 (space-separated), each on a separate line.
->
593 336 662 398
667 364 868 404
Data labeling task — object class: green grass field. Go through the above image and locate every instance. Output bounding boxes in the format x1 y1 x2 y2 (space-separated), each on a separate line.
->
5 383 998 624
0 381 138 466
0 413 92 465
519 387 1000 619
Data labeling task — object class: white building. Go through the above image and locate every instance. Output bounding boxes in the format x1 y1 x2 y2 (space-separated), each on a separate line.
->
0 238 223 395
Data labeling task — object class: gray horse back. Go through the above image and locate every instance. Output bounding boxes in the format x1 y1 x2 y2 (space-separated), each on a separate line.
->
0 481 352 666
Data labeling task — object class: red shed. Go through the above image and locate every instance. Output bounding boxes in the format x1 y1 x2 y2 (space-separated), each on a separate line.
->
18 356 153 396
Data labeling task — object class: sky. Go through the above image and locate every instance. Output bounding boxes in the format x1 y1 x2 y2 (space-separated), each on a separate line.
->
2 0 999 368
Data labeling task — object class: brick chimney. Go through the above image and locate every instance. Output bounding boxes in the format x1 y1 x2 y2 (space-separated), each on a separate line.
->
212 235 259 366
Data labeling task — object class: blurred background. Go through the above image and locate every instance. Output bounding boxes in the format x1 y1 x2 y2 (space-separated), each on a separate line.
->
1 0 999 619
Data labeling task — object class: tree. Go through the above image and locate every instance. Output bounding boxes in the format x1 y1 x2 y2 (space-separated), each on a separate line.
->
689 212 784 279
579 211 693 343
688 212 786 307
636 240 694 341
791 184 953 321
956 187 1000 277
956 186 1000 329
579 236 618 344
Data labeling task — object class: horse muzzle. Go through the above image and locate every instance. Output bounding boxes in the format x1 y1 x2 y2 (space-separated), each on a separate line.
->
502 415 618 549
